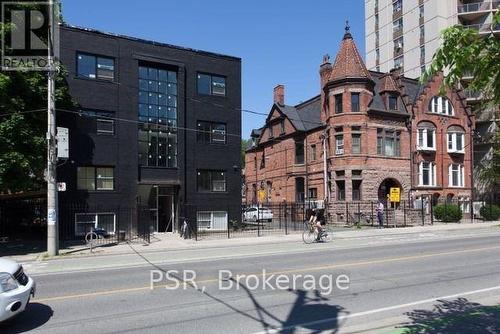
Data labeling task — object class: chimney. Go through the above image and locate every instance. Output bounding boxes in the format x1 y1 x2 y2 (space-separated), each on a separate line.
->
273 85 285 106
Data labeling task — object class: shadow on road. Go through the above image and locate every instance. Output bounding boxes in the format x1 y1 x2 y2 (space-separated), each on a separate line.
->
400 298 500 333
0 303 53 333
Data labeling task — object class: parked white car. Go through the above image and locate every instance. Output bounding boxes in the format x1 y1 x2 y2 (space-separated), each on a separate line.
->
243 207 273 222
0 258 35 322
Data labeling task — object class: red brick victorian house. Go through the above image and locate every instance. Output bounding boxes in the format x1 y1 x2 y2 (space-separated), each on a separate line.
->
245 27 474 215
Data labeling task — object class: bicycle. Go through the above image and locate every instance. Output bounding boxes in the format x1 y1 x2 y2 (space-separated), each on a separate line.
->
302 221 333 244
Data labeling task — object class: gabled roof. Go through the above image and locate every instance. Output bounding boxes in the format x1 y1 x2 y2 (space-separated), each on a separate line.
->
278 96 323 132
330 30 372 82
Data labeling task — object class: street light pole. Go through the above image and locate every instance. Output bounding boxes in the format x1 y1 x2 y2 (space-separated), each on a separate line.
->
47 1 58 256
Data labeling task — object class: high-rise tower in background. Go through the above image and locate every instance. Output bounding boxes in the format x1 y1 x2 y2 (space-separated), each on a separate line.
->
365 0 499 199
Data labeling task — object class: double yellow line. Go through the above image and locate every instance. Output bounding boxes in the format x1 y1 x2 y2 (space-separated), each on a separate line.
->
34 244 500 303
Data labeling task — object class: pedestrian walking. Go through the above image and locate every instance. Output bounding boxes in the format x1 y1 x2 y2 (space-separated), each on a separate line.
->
376 200 384 228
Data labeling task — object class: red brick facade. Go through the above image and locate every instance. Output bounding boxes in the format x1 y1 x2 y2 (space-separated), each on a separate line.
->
245 30 474 209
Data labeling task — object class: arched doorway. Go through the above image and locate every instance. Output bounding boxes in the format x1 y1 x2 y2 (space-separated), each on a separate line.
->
378 178 403 208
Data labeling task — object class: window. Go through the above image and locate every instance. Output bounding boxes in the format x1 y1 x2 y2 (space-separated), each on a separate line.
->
351 93 360 112
449 164 465 187
388 95 398 110
419 4 424 17
421 65 426 75
419 161 437 186
335 94 343 114
420 25 425 40
376 48 380 63
197 73 226 96
197 211 228 230
197 170 226 192
375 14 379 27
77 53 115 81
417 122 436 151
310 144 317 161
77 167 114 191
394 36 404 52
447 128 465 153
335 170 345 178
75 213 115 236
269 124 274 138
420 46 425 61
295 140 305 164
335 135 344 155
393 0 402 13
394 55 404 69
429 96 454 116
280 120 286 134
197 121 226 144
138 65 178 168
377 128 401 157
352 134 361 154
393 18 403 32
97 119 114 135
336 180 345 201
308 188 318 199
352 180 362 201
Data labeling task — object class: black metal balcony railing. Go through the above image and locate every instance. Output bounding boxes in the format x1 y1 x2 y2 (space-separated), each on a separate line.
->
458 1 492 13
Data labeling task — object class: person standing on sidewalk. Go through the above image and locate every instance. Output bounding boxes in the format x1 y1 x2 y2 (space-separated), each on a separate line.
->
376 200 384 228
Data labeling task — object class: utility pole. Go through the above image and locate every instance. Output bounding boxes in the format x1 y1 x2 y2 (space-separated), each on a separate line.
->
47 1 58 256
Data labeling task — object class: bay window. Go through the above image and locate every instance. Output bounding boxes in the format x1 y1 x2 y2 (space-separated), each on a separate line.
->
417 122 436 151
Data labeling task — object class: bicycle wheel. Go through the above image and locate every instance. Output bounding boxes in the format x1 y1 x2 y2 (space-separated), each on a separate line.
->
302 223 317 244
320 226 333 243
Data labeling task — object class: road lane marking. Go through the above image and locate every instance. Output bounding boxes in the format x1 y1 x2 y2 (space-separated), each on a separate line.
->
33 244 500 303
252 285 500 334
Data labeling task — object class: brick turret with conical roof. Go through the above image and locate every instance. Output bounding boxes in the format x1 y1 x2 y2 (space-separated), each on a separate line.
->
321 21 375 121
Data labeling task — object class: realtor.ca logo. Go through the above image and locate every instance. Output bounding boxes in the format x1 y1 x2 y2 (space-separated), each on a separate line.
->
1 1 59 71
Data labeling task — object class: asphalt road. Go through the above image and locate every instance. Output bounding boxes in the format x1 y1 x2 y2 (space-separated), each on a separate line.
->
2 228 500 333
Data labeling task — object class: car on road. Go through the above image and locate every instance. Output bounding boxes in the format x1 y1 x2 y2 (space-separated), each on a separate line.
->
243 206 273 222
0 258 35 322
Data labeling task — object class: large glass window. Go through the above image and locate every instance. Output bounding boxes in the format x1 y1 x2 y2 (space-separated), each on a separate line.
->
77 167 114 191
417 122 436 151
429 96 454 116
449 164 465 187
393 0 402 13
77 53 115 81
377 129 401 157
419 161 436 186
197 73 226 96
197 121 226 144
447 127 465 153
75 213 116 236
197 170 226 192
138 65 178 167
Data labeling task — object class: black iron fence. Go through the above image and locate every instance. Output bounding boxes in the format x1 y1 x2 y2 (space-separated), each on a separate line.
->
0 198 151 244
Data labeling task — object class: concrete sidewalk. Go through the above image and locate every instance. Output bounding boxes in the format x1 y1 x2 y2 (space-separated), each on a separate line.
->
8 221 499 263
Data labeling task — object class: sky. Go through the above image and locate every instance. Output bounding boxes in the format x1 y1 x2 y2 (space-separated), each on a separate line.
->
62 0 366 139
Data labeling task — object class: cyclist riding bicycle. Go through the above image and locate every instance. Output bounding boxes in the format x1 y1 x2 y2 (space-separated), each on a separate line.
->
308 208 326 241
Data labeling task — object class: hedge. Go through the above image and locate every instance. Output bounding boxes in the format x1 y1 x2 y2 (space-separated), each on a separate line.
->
480 204 500 221
434 204 462 222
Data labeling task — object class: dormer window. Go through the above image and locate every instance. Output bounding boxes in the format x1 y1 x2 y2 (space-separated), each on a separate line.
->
280 120 285 135
429 96 454 116
269 124 274 139
417 121 436 151
388 95 398 110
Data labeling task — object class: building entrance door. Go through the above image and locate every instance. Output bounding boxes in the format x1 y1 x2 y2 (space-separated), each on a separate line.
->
158 195 175 232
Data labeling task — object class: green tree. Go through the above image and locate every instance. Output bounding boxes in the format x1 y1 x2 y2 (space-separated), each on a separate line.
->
241 138 252 168
0 1 76 193
423 11 500 193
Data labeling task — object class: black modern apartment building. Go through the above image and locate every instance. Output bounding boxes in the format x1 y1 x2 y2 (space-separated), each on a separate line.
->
57 25 241 238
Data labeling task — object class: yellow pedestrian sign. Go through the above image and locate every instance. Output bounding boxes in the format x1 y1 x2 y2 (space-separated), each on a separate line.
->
389 187 400 202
